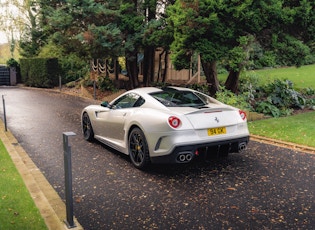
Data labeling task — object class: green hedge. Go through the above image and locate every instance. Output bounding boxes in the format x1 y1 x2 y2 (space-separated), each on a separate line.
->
20 58 60 88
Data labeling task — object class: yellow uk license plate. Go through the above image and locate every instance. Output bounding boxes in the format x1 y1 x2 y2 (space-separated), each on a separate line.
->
207 127 226 136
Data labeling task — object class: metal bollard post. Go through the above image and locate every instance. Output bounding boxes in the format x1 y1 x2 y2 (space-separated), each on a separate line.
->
93 80 96 100
59 75 62 92
2 95 7 132
63 132 76 228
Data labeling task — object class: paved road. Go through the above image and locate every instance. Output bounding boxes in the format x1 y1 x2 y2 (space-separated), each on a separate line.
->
1 86 314 229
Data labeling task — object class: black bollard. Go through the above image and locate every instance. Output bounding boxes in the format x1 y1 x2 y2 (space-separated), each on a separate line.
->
63 132 76 228
2 95 7 132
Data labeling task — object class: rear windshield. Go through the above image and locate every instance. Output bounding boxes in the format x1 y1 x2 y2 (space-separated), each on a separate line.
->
149 89 206 107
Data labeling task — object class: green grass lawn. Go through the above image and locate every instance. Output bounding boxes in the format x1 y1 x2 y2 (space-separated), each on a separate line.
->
248 64 315 89
219 64 315 89
248 111 315 148
0 140 47 230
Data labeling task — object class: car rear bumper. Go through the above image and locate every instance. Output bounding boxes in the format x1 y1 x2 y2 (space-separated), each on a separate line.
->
150 136 250 164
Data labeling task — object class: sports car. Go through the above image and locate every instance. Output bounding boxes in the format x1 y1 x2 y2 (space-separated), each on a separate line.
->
81 86 249 169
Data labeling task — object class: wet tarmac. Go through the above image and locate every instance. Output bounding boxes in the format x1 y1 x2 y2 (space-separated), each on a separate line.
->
1 86 314 229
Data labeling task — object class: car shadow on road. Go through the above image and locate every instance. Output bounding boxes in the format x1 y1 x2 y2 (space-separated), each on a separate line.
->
91 140 264 183
146 152 251 175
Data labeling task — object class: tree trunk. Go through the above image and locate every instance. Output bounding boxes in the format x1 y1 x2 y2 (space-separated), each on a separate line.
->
114 57 119 81
142 0 156 86
225 69 241 93
162 51 168 82
126 52 139 89
157 49 168 82
200 59 220 96
143 46 155 86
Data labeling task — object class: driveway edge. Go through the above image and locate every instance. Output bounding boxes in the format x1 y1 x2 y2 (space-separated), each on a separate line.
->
0 120 83 230
251 134 315 154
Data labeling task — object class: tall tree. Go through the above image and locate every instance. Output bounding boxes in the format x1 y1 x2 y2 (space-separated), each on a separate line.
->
142 0 157 86
118 0 144 88
254 0 312 68
167 0 241 95
42 0 123 60
142 0 175 83
167 0 314 95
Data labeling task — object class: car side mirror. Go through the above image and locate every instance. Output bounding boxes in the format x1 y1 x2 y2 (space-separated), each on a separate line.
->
101 101 109 107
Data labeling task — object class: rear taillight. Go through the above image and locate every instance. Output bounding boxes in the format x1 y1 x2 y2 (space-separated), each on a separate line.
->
239 110 247 120
168 116 181 128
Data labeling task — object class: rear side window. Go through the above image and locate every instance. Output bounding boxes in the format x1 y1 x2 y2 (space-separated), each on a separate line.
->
150 90 206 107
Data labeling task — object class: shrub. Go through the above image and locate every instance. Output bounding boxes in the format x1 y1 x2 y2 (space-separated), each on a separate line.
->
239 73 259 104
256 51 277 68
20 58 60 88
252 79 313 117
272 35 310 67
215 86 252 111
38 42 89 83
6 58 19 68
263 79 304 109
188 83 209 95
60 54 89 83
255 101 281 117
97 76 117 92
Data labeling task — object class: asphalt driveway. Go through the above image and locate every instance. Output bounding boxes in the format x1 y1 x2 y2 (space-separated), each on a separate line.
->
1 86 314 229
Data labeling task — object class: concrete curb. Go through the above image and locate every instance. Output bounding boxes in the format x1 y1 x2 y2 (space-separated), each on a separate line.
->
250 134 315 155
0 121 83 230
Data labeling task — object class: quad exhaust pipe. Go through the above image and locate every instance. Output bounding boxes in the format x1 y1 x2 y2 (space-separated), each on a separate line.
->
177 142 247 163
238 142 247 152
177 152 193 163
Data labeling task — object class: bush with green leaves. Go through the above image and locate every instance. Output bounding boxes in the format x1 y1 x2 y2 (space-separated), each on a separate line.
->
38 42 89 83
20 58 60 88
256 51 277 69
60 54 89 83
253 79 314 117
188 83 209 95
97 76 117 92
215 86 252 111
239 73 259 104
255 100 294 117
6 58 19 68
272 35 311 67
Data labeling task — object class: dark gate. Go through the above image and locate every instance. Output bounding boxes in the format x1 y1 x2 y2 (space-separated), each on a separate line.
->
0 65 10 85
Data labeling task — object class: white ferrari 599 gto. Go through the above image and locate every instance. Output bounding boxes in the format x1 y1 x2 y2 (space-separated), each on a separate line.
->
81 86 249 169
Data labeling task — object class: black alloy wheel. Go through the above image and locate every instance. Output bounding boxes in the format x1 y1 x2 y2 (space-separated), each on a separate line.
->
82 112 94 141
128 127 150 169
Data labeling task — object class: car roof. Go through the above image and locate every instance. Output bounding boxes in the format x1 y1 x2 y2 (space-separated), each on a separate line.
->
129 86 195 95
129 87 162 95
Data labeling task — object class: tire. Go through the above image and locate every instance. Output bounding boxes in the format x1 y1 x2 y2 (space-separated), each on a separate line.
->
82 112 94 141
128 128 150 169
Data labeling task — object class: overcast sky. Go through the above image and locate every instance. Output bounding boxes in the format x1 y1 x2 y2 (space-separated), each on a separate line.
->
0 0 21 44
0 31 8 44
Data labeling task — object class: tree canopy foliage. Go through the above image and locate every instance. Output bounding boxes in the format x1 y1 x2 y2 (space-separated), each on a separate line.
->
9 0 315 94
167 0 315 94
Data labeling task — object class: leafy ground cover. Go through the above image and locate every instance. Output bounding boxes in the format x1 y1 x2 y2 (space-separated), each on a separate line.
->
218 65 315 117
0 140 47 230
218 64 315 147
